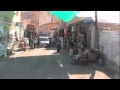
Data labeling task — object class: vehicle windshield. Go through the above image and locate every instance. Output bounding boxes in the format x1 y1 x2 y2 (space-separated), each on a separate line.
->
40 38 49 41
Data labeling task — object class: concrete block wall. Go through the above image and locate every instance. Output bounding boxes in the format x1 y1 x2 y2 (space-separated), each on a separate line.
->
99 30 120 72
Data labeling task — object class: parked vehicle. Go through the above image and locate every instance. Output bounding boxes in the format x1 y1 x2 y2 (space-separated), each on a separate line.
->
39 36 50 48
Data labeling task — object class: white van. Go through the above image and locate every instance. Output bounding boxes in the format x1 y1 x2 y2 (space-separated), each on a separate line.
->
39 36 50 47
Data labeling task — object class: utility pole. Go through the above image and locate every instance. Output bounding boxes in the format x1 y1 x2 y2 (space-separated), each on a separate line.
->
38 11 39 33
95 11 99 49
51 14 53 23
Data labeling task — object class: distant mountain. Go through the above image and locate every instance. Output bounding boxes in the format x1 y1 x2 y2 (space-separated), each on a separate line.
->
21 11 62 27
38 11 60 26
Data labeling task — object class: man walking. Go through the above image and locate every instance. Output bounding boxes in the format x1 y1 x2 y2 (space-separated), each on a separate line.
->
56 39 61 53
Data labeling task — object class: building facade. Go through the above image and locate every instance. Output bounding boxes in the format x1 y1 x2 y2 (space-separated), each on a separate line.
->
0 11 22 58
98 23 120 72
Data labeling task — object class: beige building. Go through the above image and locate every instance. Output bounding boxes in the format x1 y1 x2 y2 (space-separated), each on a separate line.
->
0 11 23 58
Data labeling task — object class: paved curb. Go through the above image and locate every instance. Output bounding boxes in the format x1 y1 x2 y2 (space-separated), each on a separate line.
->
9 51 25 58
0 51 25 61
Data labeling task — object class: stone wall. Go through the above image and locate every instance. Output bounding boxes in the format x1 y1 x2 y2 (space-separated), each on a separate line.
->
98 23 120 31
85 22 120 73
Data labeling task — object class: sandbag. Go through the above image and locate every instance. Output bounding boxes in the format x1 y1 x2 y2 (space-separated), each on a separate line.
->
88 51 99 62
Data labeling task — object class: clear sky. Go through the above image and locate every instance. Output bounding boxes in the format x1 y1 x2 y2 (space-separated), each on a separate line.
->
77 11 120 23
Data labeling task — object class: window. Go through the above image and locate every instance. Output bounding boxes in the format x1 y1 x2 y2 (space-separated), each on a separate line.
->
39 38 49 41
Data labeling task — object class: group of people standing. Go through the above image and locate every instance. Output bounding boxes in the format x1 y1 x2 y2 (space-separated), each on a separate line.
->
56 34 85 56
24 30 39 49
29 34 38 49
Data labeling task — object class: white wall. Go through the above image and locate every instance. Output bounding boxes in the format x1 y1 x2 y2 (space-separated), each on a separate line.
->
88 23 96 49
99 30 120 72
12 11 21 22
